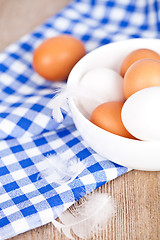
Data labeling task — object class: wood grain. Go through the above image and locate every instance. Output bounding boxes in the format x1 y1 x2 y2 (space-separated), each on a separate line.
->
0 0 71 51
0 1 159 239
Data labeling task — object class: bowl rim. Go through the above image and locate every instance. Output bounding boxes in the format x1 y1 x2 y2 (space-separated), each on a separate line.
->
67 37 160 143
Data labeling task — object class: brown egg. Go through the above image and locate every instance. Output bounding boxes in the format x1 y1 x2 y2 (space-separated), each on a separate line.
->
123 58 160 99
90 101 135 139
120 48 160 77
33 34 86 82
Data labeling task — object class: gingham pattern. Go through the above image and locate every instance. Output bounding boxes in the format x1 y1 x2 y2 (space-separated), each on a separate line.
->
0 0 160 239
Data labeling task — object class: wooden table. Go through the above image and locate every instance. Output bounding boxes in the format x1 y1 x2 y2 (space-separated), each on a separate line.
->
0 0 159 239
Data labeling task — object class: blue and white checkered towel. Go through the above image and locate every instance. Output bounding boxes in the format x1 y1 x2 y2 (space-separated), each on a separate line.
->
0 0 160 239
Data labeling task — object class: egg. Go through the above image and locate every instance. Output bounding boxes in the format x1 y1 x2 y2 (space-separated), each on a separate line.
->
123 58 160 99
90 101 135 139
120 48 160 77
121 87 160 141
78 67 125 118
33 34 86 81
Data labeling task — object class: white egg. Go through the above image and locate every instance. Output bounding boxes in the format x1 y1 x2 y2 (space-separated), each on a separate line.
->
121 87 160 141
77 67 125 118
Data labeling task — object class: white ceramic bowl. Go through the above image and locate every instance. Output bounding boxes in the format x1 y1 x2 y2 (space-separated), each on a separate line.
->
67 38 160 171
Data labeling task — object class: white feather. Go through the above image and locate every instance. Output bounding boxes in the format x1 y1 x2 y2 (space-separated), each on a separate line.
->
51 86 69 123
50 83 106 123
38 154 84 184
52 192 115 239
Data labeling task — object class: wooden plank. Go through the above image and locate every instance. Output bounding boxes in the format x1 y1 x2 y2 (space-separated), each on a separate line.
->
0 1 159 239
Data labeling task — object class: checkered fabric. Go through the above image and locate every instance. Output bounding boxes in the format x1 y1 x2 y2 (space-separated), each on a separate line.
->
0 0 160 239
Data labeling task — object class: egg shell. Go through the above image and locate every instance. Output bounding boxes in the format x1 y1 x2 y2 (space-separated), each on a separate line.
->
121 87 160 141
90 101 135 139
120 48 160 77
78 67 125 118
33 34 86 81
123 58 160 99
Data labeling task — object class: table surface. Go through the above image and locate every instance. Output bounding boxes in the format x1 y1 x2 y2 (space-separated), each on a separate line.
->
0 0 159 239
